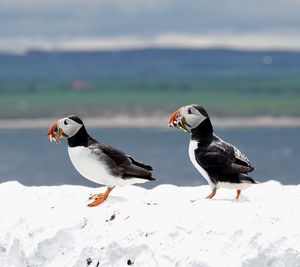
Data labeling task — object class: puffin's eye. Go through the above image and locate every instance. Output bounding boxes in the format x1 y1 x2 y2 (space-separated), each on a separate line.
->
64 119 68 125
188 108 192 114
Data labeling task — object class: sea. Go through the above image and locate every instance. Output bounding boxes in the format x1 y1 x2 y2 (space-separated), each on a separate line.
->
0 127 299 188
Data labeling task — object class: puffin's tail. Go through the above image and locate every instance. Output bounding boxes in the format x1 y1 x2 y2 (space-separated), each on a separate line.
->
240 173 258 184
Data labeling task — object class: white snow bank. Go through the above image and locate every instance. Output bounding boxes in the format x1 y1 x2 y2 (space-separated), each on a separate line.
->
0 181 299 267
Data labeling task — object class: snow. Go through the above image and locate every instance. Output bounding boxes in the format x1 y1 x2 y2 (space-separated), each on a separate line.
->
0 181 299 267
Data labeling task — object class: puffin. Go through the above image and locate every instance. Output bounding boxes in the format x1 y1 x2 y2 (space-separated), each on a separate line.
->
47 115 155 206
168 104 256 199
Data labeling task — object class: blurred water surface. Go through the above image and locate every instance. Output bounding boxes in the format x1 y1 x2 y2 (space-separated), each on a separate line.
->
0 127 299 188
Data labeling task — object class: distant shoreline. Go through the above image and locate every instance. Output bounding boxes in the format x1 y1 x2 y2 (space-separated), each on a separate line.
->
0 115 300 129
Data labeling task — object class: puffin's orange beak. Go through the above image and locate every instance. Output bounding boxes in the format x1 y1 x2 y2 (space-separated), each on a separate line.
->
168 108 189 132
47 121 58 137
168 109 179 127
47 120 63 143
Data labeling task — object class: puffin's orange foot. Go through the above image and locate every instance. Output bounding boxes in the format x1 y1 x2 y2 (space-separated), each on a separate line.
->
88 195 107 207
235 189 241 200
205 188 217 199
87 187 114 207
89 193 104 200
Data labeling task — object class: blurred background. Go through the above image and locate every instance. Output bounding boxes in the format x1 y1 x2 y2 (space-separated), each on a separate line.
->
0 0 299 188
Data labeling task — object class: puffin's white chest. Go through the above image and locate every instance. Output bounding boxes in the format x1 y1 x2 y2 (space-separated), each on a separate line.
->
68 146 116 186
67 146 147 187
188 140 213 187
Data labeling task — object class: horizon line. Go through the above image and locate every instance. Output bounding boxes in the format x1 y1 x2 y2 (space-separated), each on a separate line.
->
2 33 300 55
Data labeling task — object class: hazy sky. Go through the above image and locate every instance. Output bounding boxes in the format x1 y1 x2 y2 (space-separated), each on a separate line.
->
1 0 300 52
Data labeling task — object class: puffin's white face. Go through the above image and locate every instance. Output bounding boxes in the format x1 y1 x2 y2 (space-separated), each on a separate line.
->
57 117 83 138
168 105 207 132
47 116 83 142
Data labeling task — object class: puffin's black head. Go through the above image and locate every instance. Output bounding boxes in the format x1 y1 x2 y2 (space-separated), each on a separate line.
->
67 115 84 125
47 115 84 142
168 104 211 133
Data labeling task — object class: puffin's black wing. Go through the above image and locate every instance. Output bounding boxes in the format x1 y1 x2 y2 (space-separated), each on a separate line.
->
195 137 254 174
88 141 155 180
127 156 153 171
229 142 253 168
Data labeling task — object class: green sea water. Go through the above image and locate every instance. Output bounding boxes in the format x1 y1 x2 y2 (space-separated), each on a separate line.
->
1 49 300 118
1 77 300 118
